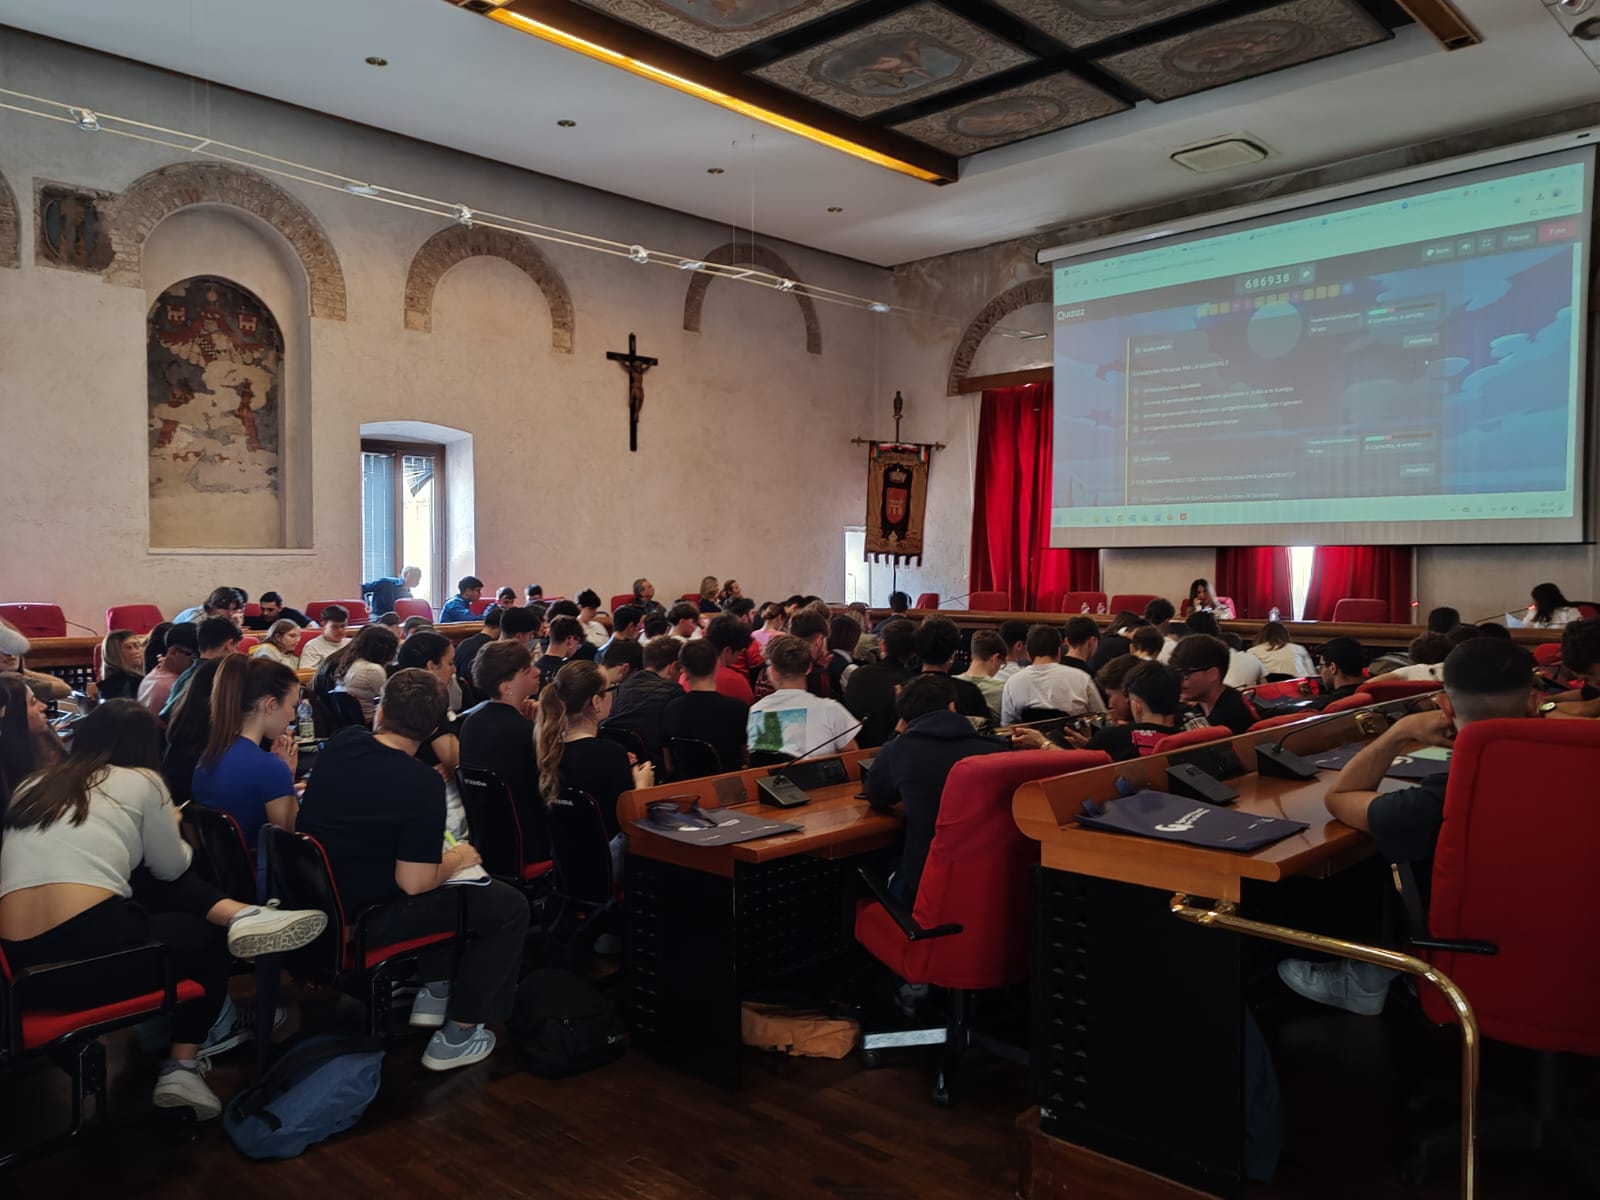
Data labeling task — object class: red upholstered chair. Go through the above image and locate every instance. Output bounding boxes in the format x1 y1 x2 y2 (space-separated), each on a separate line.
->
1321 691 1375 713
855 749 1109 1102
338 600 371 624
914 593 940 609
1362 679 1442 705
1108 593 1159 616
1149 726 1236 756
609 594 635 613
106 604 164 635
1401 719 1600 1184
1248 677 1320 703
469 597 496 616
304 600 347 626
680 592 700 603
243 602 262 620
393 598 434 622
967 591 1010 611
1332 598 1388 622
1533 643 1564 668
295 628 322 655
0 942 204 1167
0 603 67 639
266 826 465 1037
1575 603 1599 619
1060 591 1109 615
236 636 259 654
1248 713 1322 733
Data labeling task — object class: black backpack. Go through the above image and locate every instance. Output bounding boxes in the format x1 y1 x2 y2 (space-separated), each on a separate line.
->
508 969 626 1077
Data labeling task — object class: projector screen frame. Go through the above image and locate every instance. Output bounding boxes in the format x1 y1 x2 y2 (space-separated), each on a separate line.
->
1039 135 1598 549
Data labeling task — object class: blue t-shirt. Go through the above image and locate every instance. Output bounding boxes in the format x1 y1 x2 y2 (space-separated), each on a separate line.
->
192 736 296 848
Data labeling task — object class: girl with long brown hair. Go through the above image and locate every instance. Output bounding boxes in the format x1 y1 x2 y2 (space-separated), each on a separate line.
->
191 654 301 847
0 671 66 809
535 661 652 855
316 623 399 724
0 699 326 1121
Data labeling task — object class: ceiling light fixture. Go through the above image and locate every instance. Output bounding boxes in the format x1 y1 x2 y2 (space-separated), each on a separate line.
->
71 108 100 131
454 203 474 226
345 182 381 196
706 167 725 175
867 301 891 314
1575 15 1600 38
776 278 796 292
628 245 650 264
1019 331 1048 341
364 56 389 66
484 8 945 183
557 119 576 128
677 260 705 271
827 206 843 213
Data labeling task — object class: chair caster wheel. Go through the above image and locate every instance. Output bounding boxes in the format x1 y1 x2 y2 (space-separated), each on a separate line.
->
860 1048 882 1069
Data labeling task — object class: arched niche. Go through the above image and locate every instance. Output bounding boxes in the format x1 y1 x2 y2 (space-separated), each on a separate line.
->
947 276 1051 395
403 225 574 353
683 241 822 356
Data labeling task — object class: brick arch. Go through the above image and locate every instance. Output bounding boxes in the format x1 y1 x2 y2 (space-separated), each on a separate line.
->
683 241 822 357
403 225 574 353
106 161 346 319
947 275 1050 395
0 168 16 268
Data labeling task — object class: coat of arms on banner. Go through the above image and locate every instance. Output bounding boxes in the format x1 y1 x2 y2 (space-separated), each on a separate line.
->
865 441 930 563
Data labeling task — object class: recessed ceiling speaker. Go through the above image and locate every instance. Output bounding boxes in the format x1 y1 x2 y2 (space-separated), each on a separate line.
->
1170 137 1269 174
1558 0 1595 15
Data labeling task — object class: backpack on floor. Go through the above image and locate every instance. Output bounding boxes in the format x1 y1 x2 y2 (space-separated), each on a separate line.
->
223 1034 385 1159
509 968 626 1078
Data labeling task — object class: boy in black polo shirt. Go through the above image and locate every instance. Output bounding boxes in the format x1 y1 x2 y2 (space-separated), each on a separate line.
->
1170 634 1255 735
1277 640 1538 1015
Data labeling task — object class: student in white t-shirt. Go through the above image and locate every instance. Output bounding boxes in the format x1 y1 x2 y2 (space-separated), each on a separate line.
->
748 634 859 759
298 605 350 671
1377 633 1451 682
999 625 1107 725
1525 583 1583 629
1248 621 1316 679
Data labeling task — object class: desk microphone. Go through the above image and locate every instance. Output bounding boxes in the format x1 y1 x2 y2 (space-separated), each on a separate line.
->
1470 606 1526 625
756 716 867 808
1254 693 1437 780
64 619 101 637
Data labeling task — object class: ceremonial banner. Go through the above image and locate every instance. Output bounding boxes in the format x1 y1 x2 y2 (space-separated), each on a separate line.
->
865 441 931 563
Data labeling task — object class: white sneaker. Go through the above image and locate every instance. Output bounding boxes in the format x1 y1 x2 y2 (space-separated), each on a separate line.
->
1277 958 1394 1016
408 982 450 1029
226 902 327 958
421 1024 496 1072
152 1062 222 1120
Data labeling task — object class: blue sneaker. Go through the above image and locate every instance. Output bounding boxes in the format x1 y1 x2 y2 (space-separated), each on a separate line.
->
198 997 286 1060
421 1024 496 1071
408 981 450 1029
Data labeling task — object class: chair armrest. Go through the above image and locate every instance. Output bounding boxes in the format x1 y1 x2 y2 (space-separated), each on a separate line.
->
856 867 962 942
7 941 175 1053
1408 936 1499 956
1389 864 1498 956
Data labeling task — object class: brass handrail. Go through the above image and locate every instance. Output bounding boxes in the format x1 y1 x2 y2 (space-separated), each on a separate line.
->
1170 893 1478 1200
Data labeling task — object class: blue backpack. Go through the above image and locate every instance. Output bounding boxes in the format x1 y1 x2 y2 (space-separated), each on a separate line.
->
224 1034 384 1159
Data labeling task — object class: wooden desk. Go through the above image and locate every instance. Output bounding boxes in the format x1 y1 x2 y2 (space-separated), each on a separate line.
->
618 750 901 1088
1011 713 1408 1200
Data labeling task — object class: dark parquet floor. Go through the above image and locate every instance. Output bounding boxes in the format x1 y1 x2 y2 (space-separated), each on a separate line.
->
2 977 1594 1199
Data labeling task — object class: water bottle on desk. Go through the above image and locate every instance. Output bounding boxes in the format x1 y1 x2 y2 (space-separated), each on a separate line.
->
296 697 314 742
1269 607 1280 622
1080 603 1090 614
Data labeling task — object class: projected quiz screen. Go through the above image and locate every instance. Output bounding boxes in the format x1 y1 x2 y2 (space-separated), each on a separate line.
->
1049 149 1591 544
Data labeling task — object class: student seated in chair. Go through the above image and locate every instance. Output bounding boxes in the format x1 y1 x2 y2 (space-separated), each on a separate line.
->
535 616 584 689
192 655 302 848
1057 615 1100 676
458 641 546 862
866 674 1010 903
914 616 992 722
1277 640 1539 1016
999 625 1107 726
1541 617 1600 720
1311 636 1367 709
842 619 916 749
245 591 310 631
662 639 748 776
438 576 484 624
956 630 1007 724
1170 634 1255 735
298 605 350 672
994 619 1031 683
298 669 529 1071
0 701 326 1118
749 635 859 760
606 636 683 763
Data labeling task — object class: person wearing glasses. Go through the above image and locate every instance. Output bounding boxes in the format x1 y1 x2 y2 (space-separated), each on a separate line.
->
138 621 199 717
1169 634 1255 734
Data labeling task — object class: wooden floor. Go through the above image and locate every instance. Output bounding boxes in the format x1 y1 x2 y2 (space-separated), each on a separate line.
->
3 981 1595 1199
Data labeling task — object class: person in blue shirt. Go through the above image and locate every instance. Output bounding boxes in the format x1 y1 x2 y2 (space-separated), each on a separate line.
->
191 655 302 848
363 567 421 618
439 575 484 624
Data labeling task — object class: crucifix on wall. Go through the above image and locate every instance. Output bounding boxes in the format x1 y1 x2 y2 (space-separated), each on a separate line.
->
606 331 658 453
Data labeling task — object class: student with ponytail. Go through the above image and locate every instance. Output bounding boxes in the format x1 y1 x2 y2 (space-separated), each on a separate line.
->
192 654 302 847
535 661 653 852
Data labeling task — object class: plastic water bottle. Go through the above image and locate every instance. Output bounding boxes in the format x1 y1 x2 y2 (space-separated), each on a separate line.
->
1269 607 1280 622
296 698 314 739
1080 603 1090 613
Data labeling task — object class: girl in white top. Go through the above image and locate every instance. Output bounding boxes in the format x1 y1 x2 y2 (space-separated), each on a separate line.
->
1247 621 1316 679
1187 578 1235 620
0 700 326 1121
251 618 302 669
1525 583 1584 629
575 589 610 647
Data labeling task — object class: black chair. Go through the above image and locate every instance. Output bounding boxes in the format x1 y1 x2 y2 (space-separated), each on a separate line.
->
324 690 367 732
665 736 723 781
182 803 258 903
0 943 201 1167
749 749 793 768
546 788 619 953
455 766 554 901
264 825 465 1037
596 721 647 763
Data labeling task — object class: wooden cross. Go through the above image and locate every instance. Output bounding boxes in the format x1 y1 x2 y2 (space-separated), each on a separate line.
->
606 332 658 453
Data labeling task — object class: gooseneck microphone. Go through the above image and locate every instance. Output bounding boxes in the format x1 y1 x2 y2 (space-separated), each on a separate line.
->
1254 692 1439 780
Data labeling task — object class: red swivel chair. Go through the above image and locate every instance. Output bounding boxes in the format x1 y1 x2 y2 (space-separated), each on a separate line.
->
266 827 464 1037
679 592 700 603
1575 603 1599 619
0 943 204 1167
237 636 259 654
295 628 322 656
1401 719 1600 1186
914 593 940 609
243 602 262 620
468 597 496 616
106 604 164 635
1249 677 1320 704
1362 679 1442 705
393 598 434 622
1533 643 1563 668
0 603 67 639
337 600 372 624
1150 726 1236 756
1322 691 1376 713
1108 593 1160 616
855 749 1109 1103
1332 598 1389 622
1248 713 1321 733
967 591 1010 611
609 594 635 613
1060 591 1109 615
304 600 348 626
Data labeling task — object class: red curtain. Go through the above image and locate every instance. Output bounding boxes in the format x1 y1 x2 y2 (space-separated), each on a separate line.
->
969 383 1100 611
1303 546 1414 622
1214 547 1291 620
